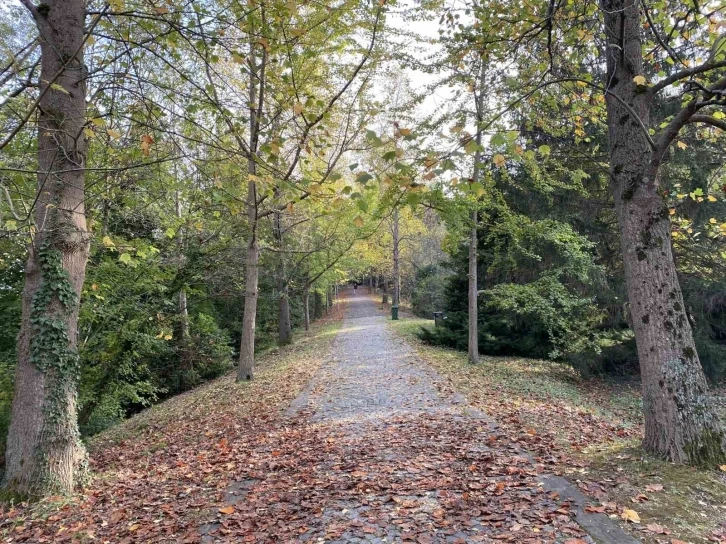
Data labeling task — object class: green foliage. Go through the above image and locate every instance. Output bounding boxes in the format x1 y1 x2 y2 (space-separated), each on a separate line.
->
410 265 449 318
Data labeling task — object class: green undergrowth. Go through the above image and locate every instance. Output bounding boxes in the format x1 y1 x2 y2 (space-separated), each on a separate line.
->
390 316 726 544
91 312 343 451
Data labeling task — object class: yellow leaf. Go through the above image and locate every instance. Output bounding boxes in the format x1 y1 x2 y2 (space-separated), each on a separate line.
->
710 218 717 224
399 128 412 136
450 177 459 186
290 28 305 37
493 154 506 168
218 506 235 515
353 216 364 228
286 202 294 213
83 127 95 139
293 102 303 115
621 509 640 523
669 208 676 215
50 83 70 95
163 334 172 341
232 53 246 64
155 7 169 14
102 235 115 247
107 129 121 139
286 0 297 14
676 141 688 150
719 464 726 471
708 195 717 202
91 117 105 127
140 134 154 156
91 284 98 291
633 75 647 86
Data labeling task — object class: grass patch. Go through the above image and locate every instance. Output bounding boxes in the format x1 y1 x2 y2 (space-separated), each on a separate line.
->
390 316 726 544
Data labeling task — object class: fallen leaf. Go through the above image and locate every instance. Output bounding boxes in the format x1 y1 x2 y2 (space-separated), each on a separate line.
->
621 508 640 523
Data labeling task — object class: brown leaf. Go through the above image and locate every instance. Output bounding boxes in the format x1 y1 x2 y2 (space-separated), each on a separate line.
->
218 506 235 515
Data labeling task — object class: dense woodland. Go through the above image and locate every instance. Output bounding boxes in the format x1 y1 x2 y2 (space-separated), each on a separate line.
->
1 0 726 500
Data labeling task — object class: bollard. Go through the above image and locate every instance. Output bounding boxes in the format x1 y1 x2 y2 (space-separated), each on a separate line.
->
433 311 444 327
391 305 399 321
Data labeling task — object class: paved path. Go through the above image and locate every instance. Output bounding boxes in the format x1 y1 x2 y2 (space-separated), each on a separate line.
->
299 293 461 423
205 292 639 543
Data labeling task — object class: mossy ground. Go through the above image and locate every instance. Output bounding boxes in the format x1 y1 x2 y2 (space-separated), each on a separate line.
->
389 314 726 544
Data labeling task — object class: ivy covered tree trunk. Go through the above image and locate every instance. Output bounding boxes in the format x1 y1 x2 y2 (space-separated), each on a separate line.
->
3 0 90 497
602 0 726 464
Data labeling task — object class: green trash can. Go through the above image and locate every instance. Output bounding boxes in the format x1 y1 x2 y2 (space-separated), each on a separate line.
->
391 305 399 321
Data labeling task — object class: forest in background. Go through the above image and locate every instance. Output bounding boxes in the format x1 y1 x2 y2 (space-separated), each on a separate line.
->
1 0 726 498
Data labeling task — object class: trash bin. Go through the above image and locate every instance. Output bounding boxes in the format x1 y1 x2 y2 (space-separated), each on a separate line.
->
433 311 444 327
391 305 399 321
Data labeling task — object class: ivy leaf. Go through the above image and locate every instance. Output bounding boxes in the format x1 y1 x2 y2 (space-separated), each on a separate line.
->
538 145 551 156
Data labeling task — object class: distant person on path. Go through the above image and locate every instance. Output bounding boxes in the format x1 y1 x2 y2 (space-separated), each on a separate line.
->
353 282 358 294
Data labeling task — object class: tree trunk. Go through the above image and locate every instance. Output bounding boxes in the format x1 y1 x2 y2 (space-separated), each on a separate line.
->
175 190 189 340
602 0 725 464
273 205 292 346
4 0 90 497
392 208 400 306
237 39 262 382
468 61 486 365
278 283 292 345
303 287 310 331
468 210 479 364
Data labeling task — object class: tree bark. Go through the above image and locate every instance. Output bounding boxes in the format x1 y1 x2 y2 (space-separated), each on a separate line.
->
601 0 726 464
4 0 90 497
237 38 263 382
468 210 479 364
302 287 310 331
392 208 400 306
468 61 485 365
175 190 189 340
273 204 292 345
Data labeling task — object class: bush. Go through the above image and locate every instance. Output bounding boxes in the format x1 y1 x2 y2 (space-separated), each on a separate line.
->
410 265 449 318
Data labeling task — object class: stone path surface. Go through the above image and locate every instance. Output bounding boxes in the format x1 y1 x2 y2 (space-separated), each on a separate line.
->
204 292 640 543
